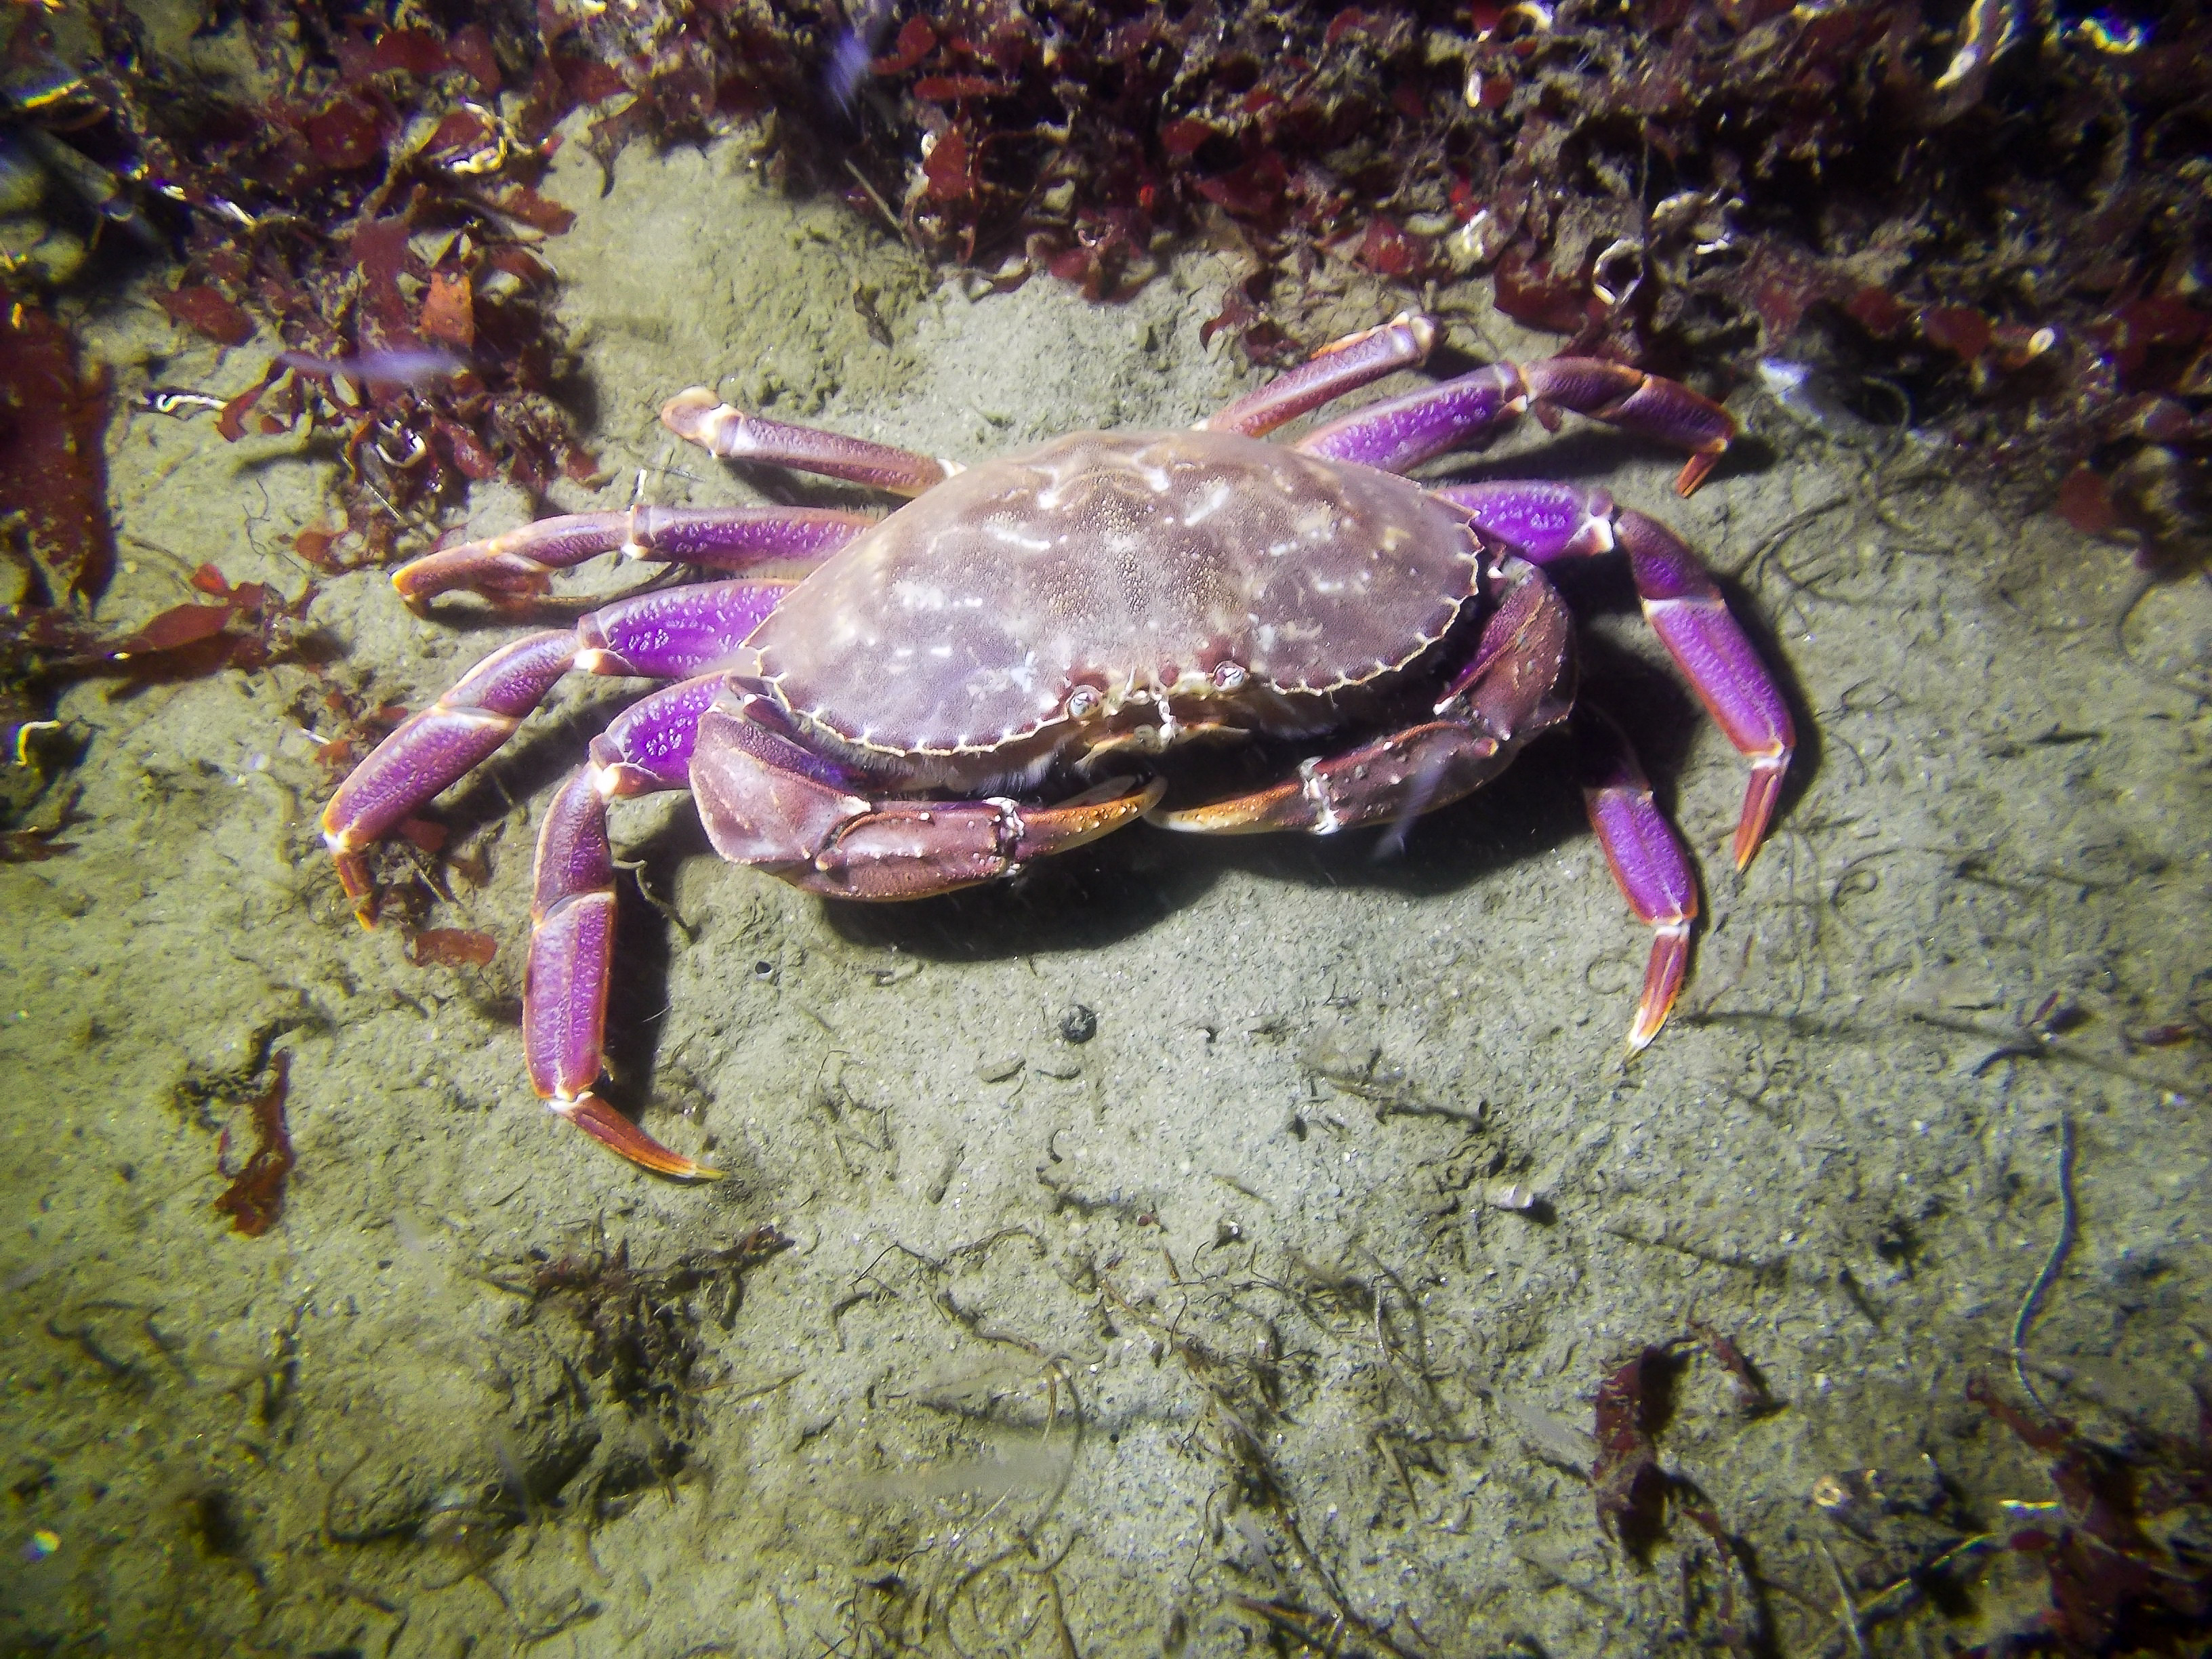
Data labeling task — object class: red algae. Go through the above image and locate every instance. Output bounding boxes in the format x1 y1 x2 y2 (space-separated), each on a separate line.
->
0 291 115 606
212 1054 295 1239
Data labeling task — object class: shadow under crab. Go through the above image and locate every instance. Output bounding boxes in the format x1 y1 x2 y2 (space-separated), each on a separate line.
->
323 315 1795 1179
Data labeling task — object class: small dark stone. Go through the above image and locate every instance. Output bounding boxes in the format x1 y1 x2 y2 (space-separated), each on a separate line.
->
187 1486 245 1556
1057 1003 1098 1044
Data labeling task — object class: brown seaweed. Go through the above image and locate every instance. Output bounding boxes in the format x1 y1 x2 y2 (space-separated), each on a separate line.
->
211 1052 294 1238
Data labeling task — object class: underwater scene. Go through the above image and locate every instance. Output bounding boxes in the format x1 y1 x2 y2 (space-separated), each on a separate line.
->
2 1 2207 1654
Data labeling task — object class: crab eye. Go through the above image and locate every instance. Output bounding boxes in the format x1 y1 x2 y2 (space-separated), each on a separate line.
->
1211 661 1247 691
1063 685 1101 719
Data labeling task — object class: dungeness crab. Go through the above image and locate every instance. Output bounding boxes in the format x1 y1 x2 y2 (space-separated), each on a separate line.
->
323 315 1792 1180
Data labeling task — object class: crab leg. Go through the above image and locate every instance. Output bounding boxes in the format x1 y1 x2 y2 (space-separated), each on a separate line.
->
1200 312 1437 436
689 693 1166 899
527 677 725 1179
662 389 956 495
1294 363 1527 475
1522 360 1738 497
1295 359 1736 496
1614 512 1795 870
392 504 872 602
1440 483 1795 869
1576 708 1698 1052
1151 556 1575 835
1432 480 1618 564
323 630 577 917
321 581 787 919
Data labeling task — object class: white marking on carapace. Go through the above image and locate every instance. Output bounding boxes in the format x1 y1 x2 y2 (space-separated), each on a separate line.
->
1181 479 1232 526
988 520 1054 552
890 579 949 612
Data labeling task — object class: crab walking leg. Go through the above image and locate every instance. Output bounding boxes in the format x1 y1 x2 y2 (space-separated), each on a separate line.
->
1199 312 1437 436
392 504 872 602
1296 359 1737 497
1576 708 1698 1052
1441 483 1795 869
1519 360 1738 497
323 630 577 917
1153 557 1576 834
1432 480 1618 564
662 389 956 495
1294 363 1528 474
573 579 791 679
321 581 790 919
689 695 1166 899
529 678 725 1179
1614 512 1795 869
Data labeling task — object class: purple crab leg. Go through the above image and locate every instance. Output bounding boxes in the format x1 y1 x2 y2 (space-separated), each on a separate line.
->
1199 312 1437 436
1576 708 1698 1052
1296 359 1737 497
1442 481 1795 870
661 389 955 496
1615 512 1795 869
1521 360 1736 497
1433 480 1617 564
527 676 723 1179
323 630 578 916
1294 363 1528 474
392 504 872 602
321 581 785 920
576 580 789 680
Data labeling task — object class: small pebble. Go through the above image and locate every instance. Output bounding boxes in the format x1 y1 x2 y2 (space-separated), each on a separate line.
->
1057 1004 1098 1044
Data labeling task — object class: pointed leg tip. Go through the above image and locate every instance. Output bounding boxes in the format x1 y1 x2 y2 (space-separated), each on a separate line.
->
1624 986 1675 1053
1730 800 1764 870
1731 752 1791 872
1625 922 1691 1054
1673 451 1720 497
331 851 381 928
554 1092 723 1181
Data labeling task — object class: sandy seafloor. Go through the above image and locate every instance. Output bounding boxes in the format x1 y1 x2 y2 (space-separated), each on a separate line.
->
3 119 2209 1658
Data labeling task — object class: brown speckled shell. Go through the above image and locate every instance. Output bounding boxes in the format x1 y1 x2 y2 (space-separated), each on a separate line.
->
747 428 1481 760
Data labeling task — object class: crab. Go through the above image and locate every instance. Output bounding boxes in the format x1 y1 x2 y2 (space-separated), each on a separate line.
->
323 314 1793 1180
